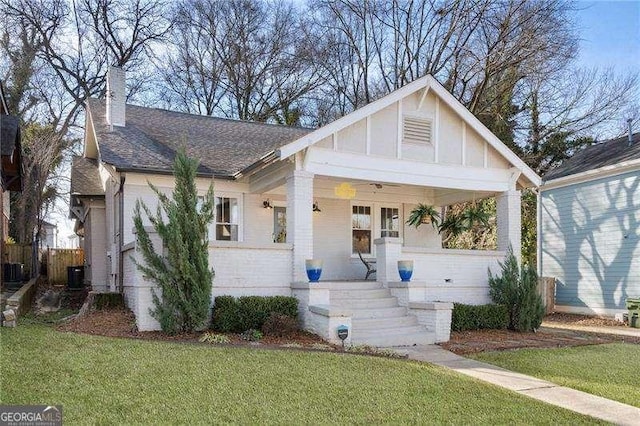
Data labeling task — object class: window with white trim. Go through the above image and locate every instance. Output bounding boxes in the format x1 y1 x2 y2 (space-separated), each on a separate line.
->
215 196 239 241
352 205 372 254
380 207 400 238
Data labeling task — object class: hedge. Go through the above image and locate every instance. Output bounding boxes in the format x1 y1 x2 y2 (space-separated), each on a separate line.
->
451 303 509 332
211 295 298 332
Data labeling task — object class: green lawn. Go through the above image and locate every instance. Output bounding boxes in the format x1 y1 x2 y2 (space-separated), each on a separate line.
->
473 343 640 408
0 326 603 425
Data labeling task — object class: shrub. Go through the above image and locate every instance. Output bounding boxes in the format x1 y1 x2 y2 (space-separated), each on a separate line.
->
94 293 124 310
489 249 545 332
240 329 263 341
262 313 299 337
212 295 298 333
451 303 509 331
199 332 230 344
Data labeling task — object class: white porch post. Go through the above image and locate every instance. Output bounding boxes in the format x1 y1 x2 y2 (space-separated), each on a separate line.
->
496 190 522 262
374 237 403 285
286 170 314 282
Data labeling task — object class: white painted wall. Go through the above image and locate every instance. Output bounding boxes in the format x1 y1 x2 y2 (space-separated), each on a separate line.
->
88 205 108 290
209 242 293 297
401 247 505 305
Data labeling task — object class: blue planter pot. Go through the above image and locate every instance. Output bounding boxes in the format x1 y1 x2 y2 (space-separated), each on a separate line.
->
306 259 323 282
398 260 414 282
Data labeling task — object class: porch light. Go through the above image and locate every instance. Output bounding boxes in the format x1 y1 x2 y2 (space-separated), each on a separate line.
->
263 199 273 209
313 201 321 212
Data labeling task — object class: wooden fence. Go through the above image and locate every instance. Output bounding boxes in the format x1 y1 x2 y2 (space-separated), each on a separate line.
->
2 245 84 285
3 244 36 278
47 248 84 285
538 276 556 314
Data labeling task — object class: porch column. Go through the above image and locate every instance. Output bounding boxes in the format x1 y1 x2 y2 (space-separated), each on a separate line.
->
374 237 403 285
496 190 521 262
286 170 314 282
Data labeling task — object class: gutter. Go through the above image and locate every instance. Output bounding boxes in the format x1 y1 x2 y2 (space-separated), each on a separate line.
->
233 150 279 180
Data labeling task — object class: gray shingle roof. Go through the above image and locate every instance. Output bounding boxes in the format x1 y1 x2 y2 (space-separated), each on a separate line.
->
71 156 104 196
544 132 640 181
87 99 312 178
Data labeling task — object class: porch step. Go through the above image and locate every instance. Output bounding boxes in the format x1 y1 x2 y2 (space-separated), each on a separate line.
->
332 296 398 309
325 281 383 291
331 288 391 299
351 315 419 330
347 306 409 319
319 280 439 347
351 330 436 347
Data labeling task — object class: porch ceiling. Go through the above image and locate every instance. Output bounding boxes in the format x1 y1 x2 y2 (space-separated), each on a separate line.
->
264 175 495 206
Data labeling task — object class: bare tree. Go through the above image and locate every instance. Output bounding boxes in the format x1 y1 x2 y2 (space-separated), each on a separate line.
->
159 0 320 124
10 124 65 245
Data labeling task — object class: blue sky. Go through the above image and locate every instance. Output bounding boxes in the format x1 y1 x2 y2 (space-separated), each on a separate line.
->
575 1 640 71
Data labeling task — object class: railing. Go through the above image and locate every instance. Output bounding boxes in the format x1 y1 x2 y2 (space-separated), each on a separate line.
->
401 247 505 304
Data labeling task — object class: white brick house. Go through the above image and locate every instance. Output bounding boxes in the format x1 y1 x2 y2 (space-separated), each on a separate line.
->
70 67 540 346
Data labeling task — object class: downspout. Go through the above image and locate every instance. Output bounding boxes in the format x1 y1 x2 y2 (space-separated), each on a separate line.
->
118 174 125 292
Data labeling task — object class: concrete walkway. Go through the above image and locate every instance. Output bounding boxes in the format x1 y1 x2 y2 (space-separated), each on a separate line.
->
542 322 640 338
391 345 640 425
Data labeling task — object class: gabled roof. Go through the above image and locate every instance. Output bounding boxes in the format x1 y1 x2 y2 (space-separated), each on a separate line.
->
276 74 541 188
71 156 104 197
544 132 640 182
86 99 312 178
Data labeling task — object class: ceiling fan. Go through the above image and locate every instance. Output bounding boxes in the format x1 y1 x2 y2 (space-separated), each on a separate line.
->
360 182 401 189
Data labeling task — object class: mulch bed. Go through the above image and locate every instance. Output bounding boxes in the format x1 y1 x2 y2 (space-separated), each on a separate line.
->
441 312 640 355
45 281 640 357
440 329 618 355
56 308 338 350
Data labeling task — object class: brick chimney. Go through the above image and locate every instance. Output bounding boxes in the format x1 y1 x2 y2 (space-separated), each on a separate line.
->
106 66 126 127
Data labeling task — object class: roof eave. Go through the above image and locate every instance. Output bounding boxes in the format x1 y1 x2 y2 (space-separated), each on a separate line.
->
542 157 640 191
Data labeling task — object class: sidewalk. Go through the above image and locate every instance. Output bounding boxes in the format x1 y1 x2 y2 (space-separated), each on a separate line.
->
392 345 640 425
542 321 640 338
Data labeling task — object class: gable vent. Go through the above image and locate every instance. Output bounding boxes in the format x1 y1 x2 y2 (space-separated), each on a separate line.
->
403 116 432 145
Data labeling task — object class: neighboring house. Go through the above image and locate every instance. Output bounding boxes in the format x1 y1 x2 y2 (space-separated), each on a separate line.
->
1 81 23 288
540 130 640 316
39 220 57 249
71 67 540 345
1 82 22 241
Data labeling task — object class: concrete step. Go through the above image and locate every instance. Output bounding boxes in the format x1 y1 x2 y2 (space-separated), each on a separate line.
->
352 330 436 347
332 296 398 309
353 324 428 338
325 281 382 290
331 288 391 299
351 315 419 330
348 306 408 319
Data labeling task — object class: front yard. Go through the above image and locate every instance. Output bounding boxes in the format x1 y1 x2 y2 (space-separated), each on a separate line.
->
0 326 602 424
473 343 640 408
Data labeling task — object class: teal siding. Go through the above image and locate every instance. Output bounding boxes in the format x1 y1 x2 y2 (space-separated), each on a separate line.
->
541 170 640 311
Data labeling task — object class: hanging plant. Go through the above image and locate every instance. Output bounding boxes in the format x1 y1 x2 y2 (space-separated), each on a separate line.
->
406 204 441 229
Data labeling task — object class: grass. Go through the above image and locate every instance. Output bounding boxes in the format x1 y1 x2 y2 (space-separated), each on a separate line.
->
0 326 604 425
473 343 640 408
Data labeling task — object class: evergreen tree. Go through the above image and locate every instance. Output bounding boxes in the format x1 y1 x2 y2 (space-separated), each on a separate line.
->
133 149 215 334
489 248 545 332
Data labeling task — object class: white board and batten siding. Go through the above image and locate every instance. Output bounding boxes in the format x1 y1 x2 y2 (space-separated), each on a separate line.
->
306 89 514 195
541 170 640 315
